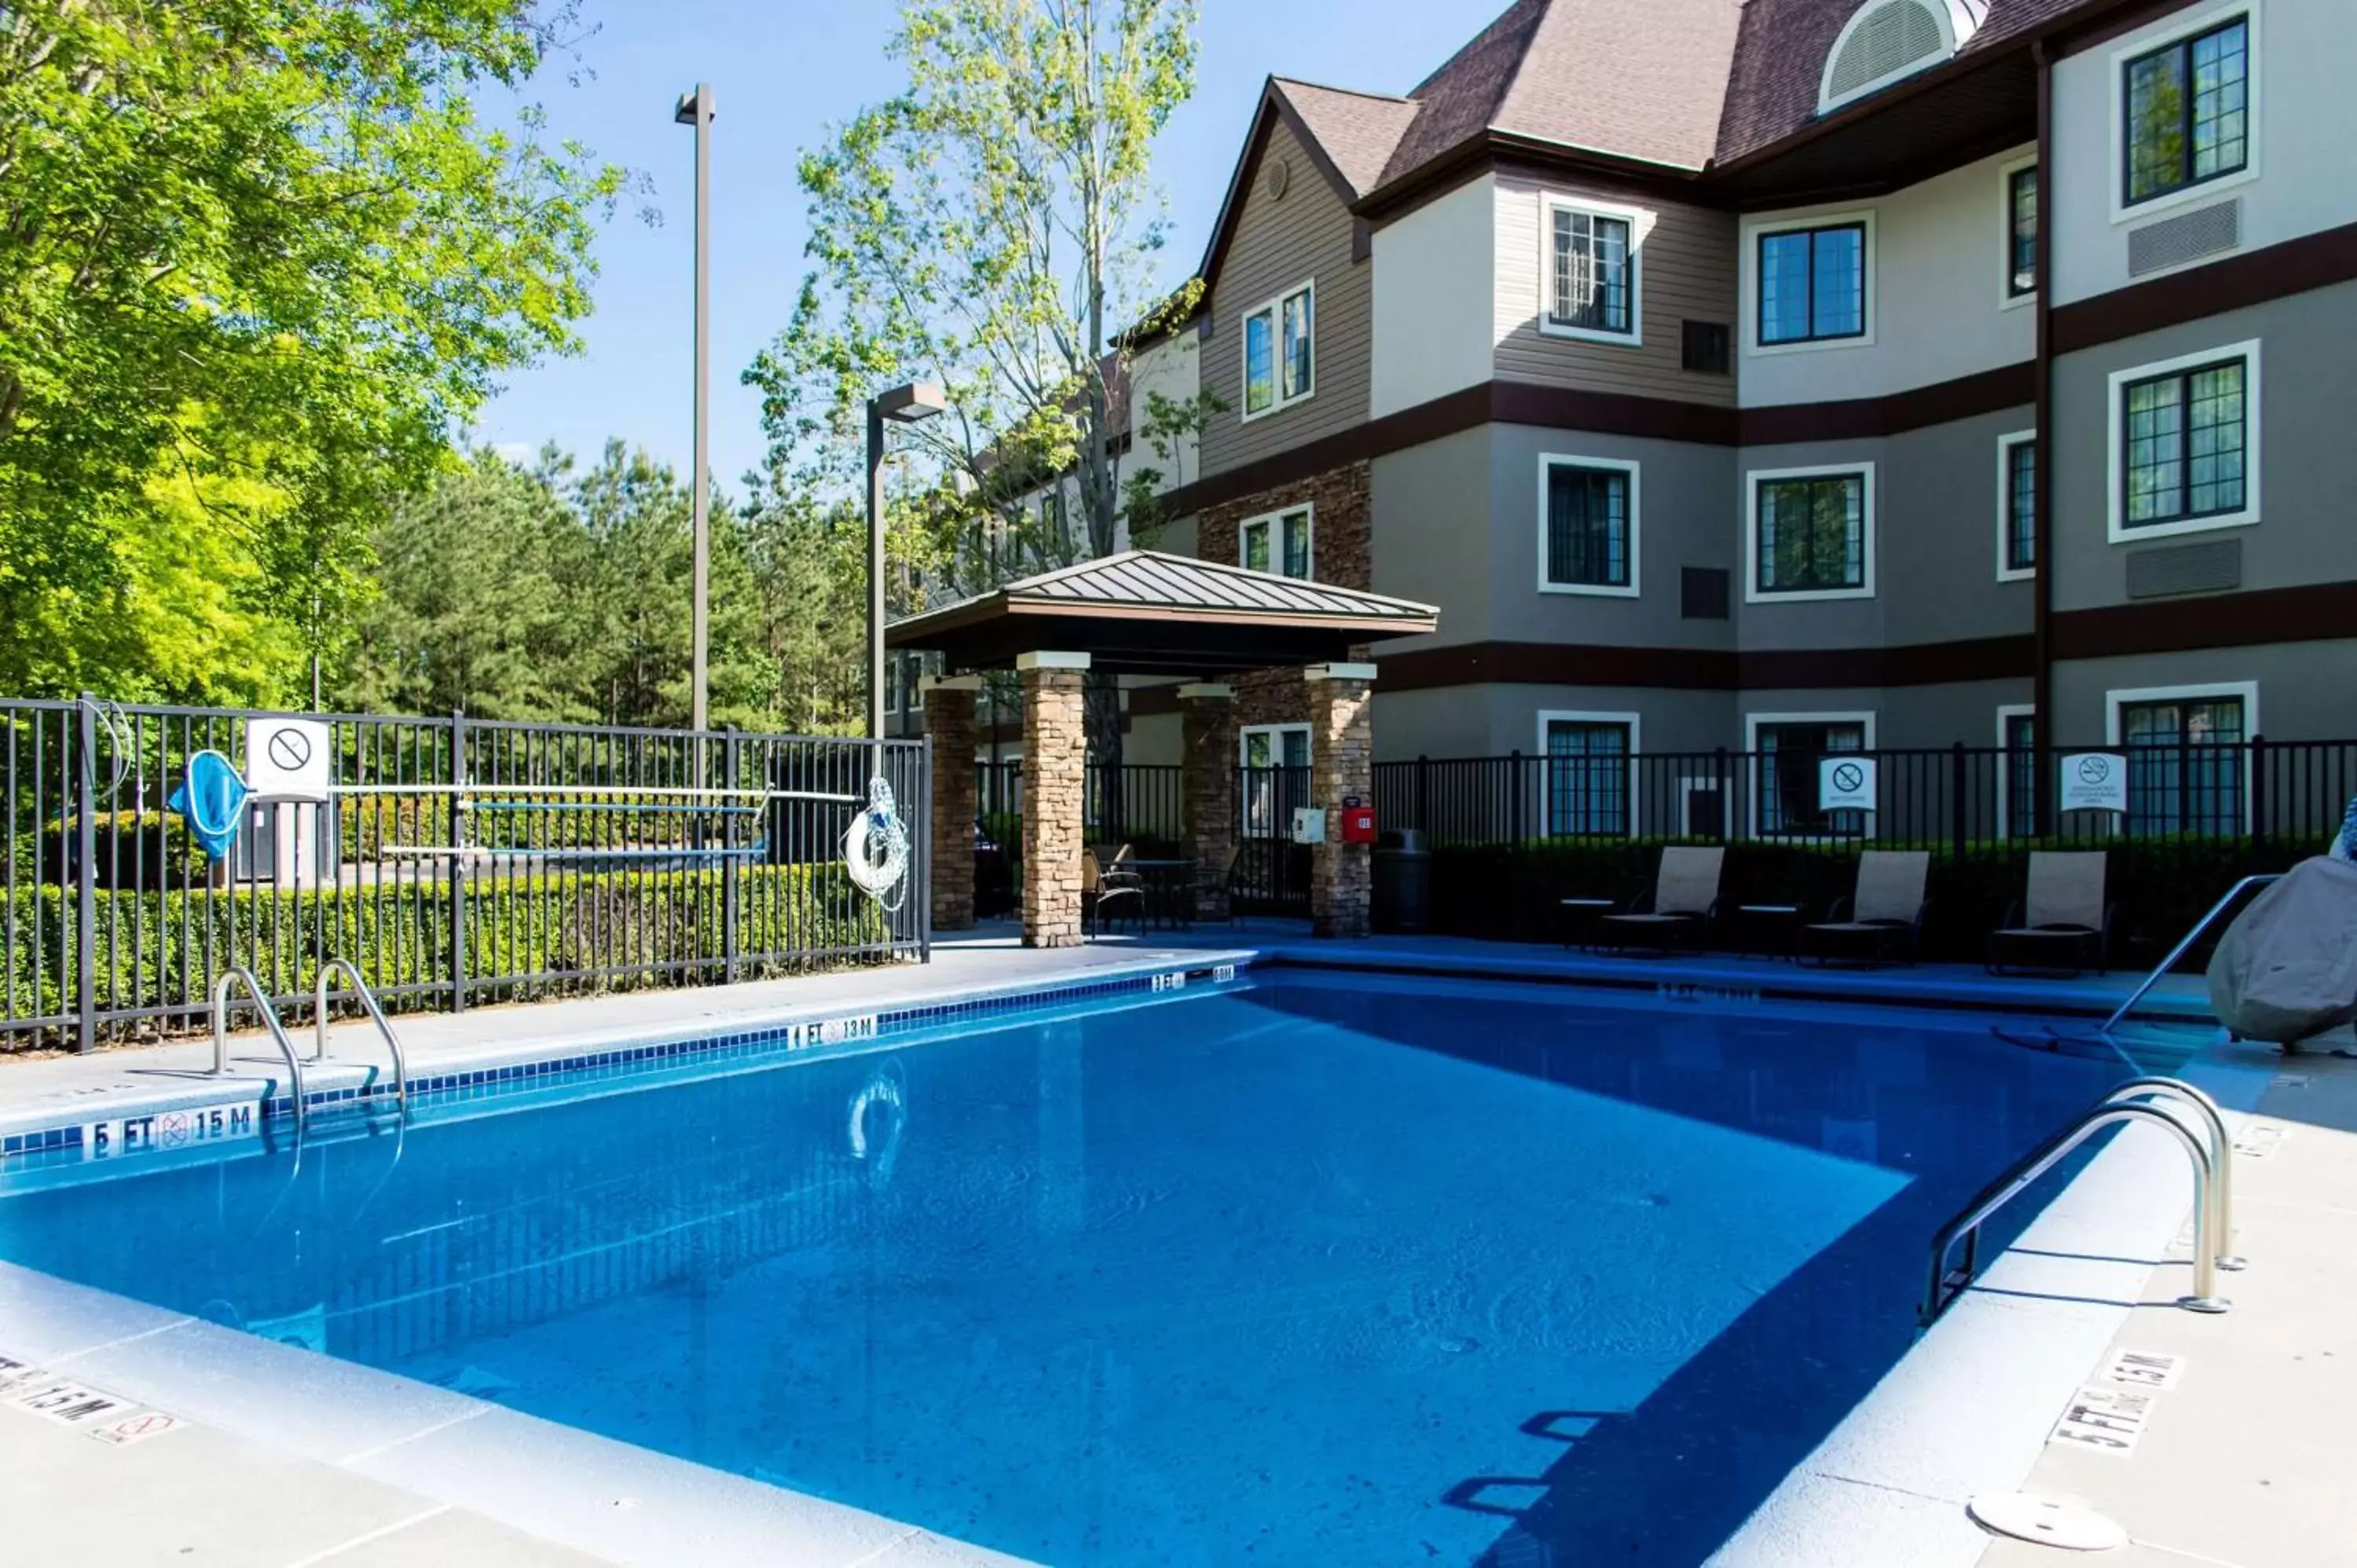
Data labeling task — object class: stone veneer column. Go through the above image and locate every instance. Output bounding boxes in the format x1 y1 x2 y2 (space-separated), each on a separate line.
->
1306 662 1376 940
922 674 982 932
1178 683 1237 920
1018 652 1091 949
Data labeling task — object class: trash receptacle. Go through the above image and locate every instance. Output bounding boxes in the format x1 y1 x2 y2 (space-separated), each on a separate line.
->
1373 828 1431 934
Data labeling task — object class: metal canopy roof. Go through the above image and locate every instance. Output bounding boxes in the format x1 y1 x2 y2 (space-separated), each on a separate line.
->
885 550 1440 676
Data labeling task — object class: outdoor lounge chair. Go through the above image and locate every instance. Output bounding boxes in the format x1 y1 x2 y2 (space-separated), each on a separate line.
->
1986 851 2113 976
1082 849 1144 939
1596 846 1724 954
1802 850 1929 966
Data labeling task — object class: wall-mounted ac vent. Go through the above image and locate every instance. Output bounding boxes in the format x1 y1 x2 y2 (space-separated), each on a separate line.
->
2127 200 2242 277
2126 538 2242 599
1682 567 1732 621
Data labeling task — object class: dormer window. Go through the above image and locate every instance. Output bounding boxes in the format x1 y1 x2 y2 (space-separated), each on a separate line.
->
1819 1 1978 114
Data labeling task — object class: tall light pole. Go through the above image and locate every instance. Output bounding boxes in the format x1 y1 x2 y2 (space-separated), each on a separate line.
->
866 383 948 739
674 82 715 732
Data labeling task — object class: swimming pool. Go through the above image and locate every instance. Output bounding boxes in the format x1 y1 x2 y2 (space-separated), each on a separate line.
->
0 970 2123 1566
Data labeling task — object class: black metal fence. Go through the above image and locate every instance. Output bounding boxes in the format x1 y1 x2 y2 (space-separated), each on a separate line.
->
1369 739 2354 853
4 698 929 1050
1369 738 2355 963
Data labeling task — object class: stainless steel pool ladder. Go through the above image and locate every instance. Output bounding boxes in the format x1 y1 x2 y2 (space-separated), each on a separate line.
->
1923 1076 2238 1325
311 958 409 1114
210 967 308 1136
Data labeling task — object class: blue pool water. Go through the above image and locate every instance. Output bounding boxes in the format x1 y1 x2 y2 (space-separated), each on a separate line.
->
0 973 2122 1565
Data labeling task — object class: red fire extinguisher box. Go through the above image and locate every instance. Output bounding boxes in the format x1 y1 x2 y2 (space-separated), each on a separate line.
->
1340 803 1377 844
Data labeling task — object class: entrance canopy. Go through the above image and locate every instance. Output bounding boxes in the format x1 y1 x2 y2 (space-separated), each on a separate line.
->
885 550 1439 675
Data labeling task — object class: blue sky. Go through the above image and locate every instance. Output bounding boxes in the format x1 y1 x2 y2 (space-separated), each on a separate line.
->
473 2 1483 495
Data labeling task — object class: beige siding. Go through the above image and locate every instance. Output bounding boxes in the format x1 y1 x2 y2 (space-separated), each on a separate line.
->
1492 174 1738 407
1200 120 1369 478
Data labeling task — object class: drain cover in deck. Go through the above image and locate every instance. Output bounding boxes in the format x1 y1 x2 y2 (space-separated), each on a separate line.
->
1968 1493 2128 1552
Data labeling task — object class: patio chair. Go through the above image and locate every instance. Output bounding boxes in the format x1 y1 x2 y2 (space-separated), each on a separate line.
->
1596 846 1725 954
1986 851 2113 976
1802 850 1930 966
1083 849 1145 939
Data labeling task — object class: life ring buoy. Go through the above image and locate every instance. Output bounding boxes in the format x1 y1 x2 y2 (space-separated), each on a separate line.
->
848 1068 906 1181
844 776 911 910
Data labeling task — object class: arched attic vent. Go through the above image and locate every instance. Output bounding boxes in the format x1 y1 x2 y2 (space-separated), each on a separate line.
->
1819 0 1986 114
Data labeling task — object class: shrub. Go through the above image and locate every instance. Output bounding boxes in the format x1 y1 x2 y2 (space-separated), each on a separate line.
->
1422 834 2309 965
2 863 894 1047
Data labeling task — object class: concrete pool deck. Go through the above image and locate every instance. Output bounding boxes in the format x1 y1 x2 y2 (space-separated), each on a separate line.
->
0 928 2338 1566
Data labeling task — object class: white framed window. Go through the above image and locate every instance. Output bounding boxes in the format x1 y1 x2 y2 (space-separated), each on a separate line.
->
2106 339 2260 542
1745 711 1877 839
1537 710 1640 837
1241 723 1310 770
2112 5 2258 222
1996 703 2038 840
1241 280 1314 419
1540 196 1643 345
1996 430 2037 582
1747 463 1875 602
1240 722 1310 835
2000 154 2039 306
1818 0 1965 114
1745 211 1875 353
2105 680 2256 835
1538 455 1640 597
1239 504 1313 580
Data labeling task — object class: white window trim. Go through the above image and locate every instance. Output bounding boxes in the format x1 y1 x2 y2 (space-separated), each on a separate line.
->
1237 502 1315 581
2104 680 2260 744
883 654 902 715
1537 194 1647 347
1741 209 1878 357
1238 722 1311 768
1537 453 1642 599
1996 702 2036 841
1998 153 2039 311
2105 338 2262 543
2104 679 2259 832
2109 2 2262 225
1238 278 1316 422
1746 461 1877 603
1536 710 1643 837
1996 429 2037 583
1743 710 1879 841
1818 0 1963 114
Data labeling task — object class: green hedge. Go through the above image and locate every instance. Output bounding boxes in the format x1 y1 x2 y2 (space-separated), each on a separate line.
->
1423 835 2309 965
3 864 893 1046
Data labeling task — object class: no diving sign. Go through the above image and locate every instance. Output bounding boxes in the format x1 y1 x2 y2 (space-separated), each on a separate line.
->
1818 756 1877 813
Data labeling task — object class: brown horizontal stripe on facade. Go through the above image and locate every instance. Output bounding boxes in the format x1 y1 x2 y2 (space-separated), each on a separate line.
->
1376 636 2036 694
1160 368 2037 519
2051 580 2357 661
2051 220 2357 354
1735 362 2035 445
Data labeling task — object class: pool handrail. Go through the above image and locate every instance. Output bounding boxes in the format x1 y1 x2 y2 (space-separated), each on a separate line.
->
210 966 307 1136
2099 873 2279 1036
313 958 409 1115
1922 1096 2227 1325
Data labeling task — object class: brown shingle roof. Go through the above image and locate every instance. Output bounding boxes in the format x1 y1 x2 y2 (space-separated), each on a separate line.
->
1715 0 2080 167
1270 79 1420 199
1376 0 1748 184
